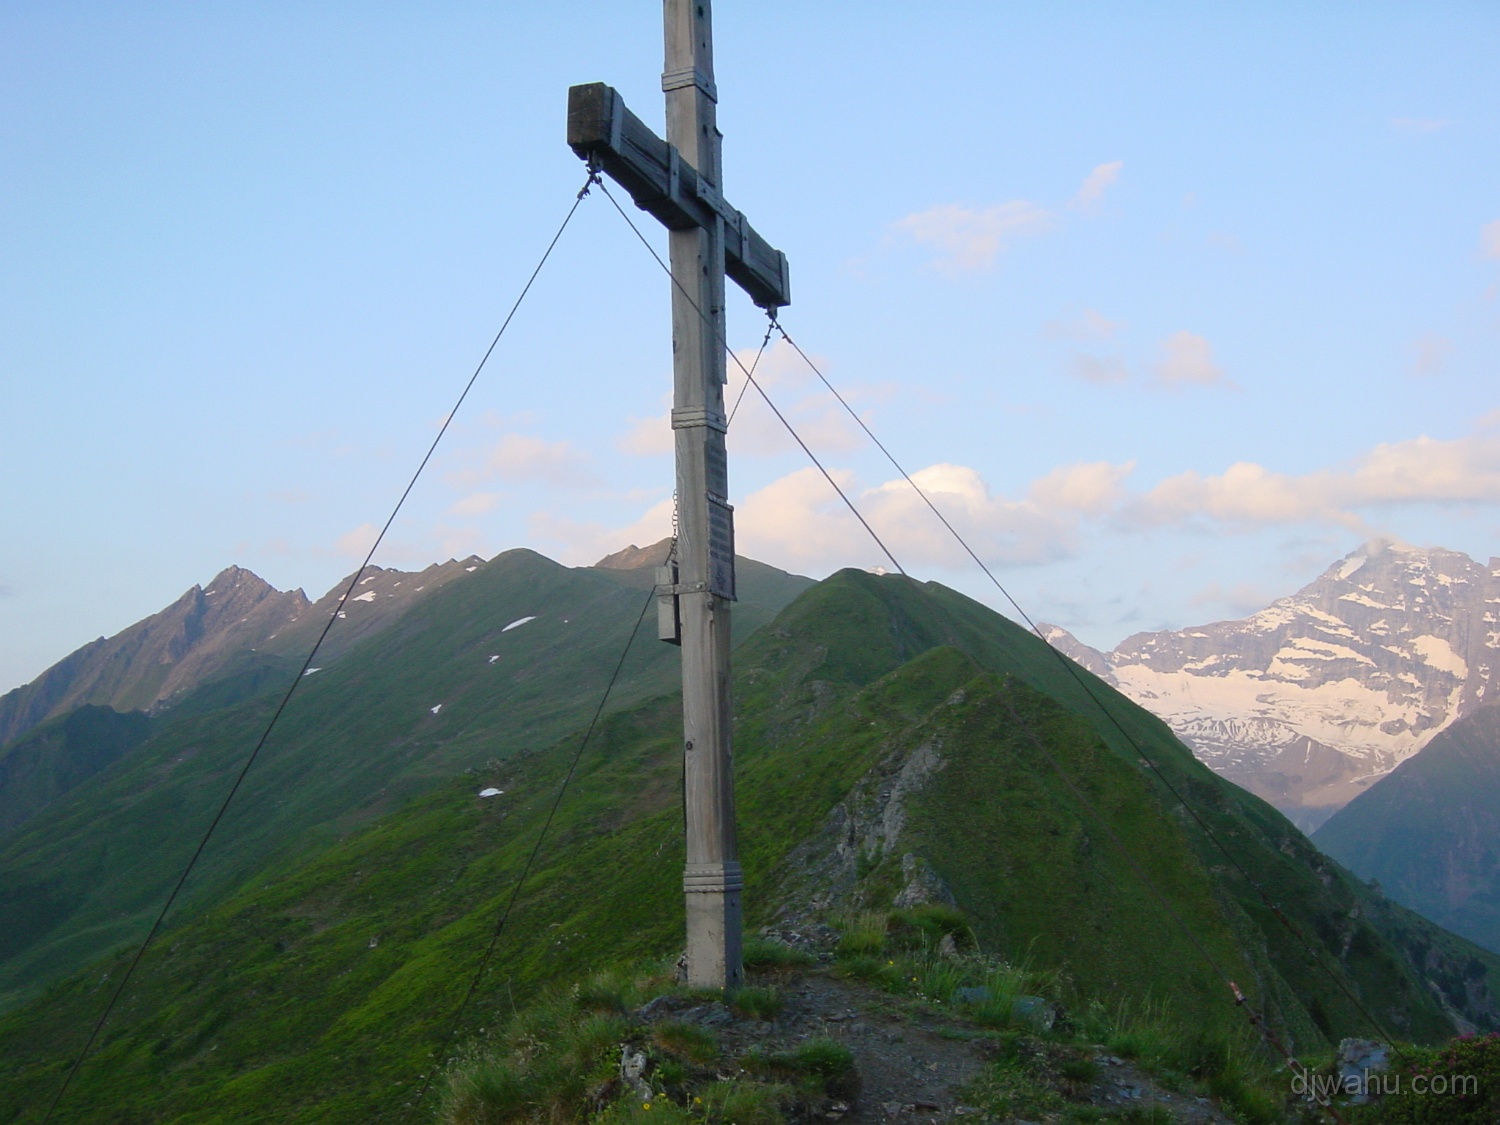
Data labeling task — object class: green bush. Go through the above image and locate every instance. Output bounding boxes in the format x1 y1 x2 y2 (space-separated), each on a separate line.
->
1358 1033 1500 1124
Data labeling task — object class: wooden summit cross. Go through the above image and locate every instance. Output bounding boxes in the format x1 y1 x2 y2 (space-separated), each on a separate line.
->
567 0 790 990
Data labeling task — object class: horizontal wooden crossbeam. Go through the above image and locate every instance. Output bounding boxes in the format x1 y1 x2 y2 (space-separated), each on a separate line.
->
567 82 791 310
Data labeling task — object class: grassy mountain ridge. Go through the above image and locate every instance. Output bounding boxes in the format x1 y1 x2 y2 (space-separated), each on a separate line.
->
0 549 807 1011
1 570 1494 1123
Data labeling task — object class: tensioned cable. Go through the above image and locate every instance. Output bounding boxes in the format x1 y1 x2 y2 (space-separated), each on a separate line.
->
39 169 603 1125
593 179 1304 1023
594 180 905 578
396 587 656 1123
593 177 1396 1079
591 178 1398 1104
725 320 775 429
773 321 1409 1064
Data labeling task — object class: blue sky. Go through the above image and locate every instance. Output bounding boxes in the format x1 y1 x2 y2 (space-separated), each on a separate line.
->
3 2 1498 693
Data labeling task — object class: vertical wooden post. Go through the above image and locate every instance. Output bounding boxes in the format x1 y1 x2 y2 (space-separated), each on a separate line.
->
664 0 742 990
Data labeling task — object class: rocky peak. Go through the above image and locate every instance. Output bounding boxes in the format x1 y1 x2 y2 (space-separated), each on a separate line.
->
594 538 674 571
1042 541 1500 831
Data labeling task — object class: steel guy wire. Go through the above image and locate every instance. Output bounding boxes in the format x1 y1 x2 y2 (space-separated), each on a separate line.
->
771 319 1411 1064
38 168 602 1125
592 179 1307 1056
596 170 1402 1076
595 180 906 578
396 587 656 1123
725 319 775 429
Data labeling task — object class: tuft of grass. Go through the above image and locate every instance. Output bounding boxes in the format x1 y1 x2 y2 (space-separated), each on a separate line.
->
440 1057 532 1125
742 937 817 969
887 904 972 951
1109 1108 1173 1125
696 1078 791 1125
833 911 888 957
650 1021 718 1065
743 1037 858 1104
438 992 627 1125
1059 1056 1101 1086
575 967 642 1014
729 986 783 1021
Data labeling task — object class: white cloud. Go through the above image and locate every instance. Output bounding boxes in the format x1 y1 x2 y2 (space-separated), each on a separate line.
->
1483 219 1500 260
1410 334 1452 377
449 491 503 517
893 201 1052 272
1152 330 1229 388
618 412 673 456
1072 161 1123 209
1045 308 1125 342
1125 426 1500 530
528 498 675 566
1028 461 1135 515
735 460 1135 574
447 433 598 488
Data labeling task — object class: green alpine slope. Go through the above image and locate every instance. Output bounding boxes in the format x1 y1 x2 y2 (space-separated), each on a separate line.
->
0 705 152 838
1316 699 1500 957
0 548 809 1011
0 570 1494 1124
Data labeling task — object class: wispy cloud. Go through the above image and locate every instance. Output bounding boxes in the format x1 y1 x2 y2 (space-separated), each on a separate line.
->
1068 353 1129 385
334 522 380 558
1483 219 1500 260
528 498 675 566
1152 330 1231 389
1191 581 1275 616
892 201 1052 272
446 433 598 489
1071 160 1123 210
1410 334 1452 377
449 491 504 517
1045 308 1125 342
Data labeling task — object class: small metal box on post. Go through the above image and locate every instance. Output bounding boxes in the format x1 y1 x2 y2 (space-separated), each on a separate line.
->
566 0 790 990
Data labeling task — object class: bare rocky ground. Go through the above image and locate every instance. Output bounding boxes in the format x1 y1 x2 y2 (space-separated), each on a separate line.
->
634 966 1238 1124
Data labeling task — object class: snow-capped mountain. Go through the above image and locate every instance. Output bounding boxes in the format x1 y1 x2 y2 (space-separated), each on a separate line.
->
1044 541 1500 831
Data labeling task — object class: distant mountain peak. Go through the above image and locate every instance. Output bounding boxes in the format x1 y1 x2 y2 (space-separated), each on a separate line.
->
1045 542 1500 830
594 538 673 571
